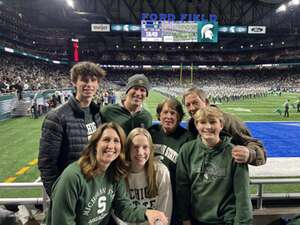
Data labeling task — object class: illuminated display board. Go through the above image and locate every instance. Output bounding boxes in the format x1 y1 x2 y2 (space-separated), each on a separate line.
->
161 21 198 42
141 20 163 42
141 20 218 43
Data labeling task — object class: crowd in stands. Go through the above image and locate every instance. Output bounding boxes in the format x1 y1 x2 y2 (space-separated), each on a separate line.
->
1 51 300 105
0 54 70 93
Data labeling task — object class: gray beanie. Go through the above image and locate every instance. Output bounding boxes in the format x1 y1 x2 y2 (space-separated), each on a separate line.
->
126 74 150 95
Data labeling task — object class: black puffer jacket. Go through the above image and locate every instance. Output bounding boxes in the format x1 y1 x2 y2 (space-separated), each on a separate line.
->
38 96 102 196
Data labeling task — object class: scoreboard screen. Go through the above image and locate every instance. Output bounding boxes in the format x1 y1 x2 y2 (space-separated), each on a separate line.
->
141 21 163 42
141 20 218 43
161 21 198 42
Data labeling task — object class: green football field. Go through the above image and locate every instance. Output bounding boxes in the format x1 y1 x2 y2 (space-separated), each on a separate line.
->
0 91 299 197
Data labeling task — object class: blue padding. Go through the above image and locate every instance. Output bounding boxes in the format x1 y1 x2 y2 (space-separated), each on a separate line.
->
153 121 300 158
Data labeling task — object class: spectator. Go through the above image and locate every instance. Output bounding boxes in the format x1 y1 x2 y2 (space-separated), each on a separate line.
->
101 74 152 135
38 61 106 196
114 128 172 225
176 107 252 225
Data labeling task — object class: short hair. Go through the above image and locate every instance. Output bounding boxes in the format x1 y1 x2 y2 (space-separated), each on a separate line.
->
70 61 106 83
156 97 185 123
79 122 128 181
194 106 224 125
182 87 209 105
125 128 158 198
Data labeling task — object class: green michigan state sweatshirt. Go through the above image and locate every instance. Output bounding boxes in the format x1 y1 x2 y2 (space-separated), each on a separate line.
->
46 162 147 225
176 136 253 225
101 104 152 135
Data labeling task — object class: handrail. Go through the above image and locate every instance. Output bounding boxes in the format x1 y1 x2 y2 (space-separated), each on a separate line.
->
1 178 300 213
250 178 300 209
0 182 48 212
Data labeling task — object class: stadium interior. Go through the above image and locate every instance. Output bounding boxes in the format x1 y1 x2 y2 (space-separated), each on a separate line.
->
0 0 300 225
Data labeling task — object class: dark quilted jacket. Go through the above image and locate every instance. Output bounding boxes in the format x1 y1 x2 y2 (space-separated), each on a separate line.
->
38 96 101 196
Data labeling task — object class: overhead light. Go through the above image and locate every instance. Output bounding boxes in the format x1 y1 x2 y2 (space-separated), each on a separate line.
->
260 43 263 47
288 0 299 6
270 42 274 46
250 44 253 48
276 4 287 13
66 0 74 9
282 41 285 45
241 45 244 49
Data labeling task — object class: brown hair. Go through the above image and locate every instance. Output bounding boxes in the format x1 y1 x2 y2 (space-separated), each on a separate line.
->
156 97 185 123
79 122 128 181
70 61 106 83
182 87 209 105
125 128 158 198
194 106 224 125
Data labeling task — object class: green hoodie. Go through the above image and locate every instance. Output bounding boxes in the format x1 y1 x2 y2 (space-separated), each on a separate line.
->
46 162 146 225
101 104 152 135
176 136 252 225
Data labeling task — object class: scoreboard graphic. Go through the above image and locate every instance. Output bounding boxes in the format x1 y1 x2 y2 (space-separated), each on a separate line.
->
141 20 218 43
141 21 163 42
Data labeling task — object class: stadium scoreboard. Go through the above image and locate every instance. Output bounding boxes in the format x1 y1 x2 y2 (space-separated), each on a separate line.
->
141 20 218 43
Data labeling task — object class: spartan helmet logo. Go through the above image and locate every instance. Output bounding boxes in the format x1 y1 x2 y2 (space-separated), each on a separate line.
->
201 24 214 40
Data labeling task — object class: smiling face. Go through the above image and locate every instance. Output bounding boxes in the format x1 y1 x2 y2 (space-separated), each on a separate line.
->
159 103 179 134
73 75 99 103
129 134 151 172
184 93 208 119
96 128 121 171
196 116 223 148
124 86 147 111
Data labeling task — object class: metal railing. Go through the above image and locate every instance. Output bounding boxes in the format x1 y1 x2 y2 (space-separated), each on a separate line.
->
250 178 300 209
0 182 48 212
0 178 300 213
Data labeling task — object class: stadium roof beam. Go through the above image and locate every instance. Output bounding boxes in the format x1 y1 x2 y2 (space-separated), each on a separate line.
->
118 0 139 23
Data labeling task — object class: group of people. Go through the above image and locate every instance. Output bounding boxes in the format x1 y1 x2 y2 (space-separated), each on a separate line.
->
38 61 267 225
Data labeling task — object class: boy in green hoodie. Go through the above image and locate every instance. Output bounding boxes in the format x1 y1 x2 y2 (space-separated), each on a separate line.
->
176 106 252 225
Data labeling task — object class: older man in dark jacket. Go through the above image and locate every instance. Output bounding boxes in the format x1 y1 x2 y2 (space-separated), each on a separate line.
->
38 61 106 196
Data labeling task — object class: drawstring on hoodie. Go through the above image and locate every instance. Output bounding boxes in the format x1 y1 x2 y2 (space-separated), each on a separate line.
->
200 152 209 176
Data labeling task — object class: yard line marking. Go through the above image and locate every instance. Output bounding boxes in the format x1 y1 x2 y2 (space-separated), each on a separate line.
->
28 159 38 166
3 158 38 182
4 177 16 183
15 166 30 176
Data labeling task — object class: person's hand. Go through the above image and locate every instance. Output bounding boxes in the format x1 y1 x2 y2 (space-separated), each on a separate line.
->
232 145 250 163
145 209 168 225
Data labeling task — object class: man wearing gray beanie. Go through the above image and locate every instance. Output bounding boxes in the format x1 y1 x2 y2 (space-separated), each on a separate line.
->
101 74 152 135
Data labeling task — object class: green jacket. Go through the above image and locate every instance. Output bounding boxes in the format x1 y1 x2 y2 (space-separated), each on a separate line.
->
176 136 253 225
46 162 146 225
101 104 152 135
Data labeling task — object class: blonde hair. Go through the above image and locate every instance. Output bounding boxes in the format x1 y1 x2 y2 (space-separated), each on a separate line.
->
194 106 224 124
79 122 128 181
126 128 158 198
